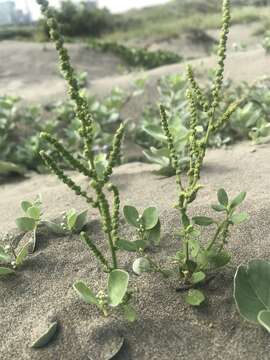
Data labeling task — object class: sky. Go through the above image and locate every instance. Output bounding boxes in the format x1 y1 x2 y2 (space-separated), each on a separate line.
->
13 0 171 19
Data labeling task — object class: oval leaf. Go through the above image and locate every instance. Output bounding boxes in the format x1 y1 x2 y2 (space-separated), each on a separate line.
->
217 188 228 206
234 260 270 324
191 271 206 285
16 242 29 266
43 221 66 235
193 216 214 226
185 289 205 306
115 239 138 252
21 201 32 213
123 206 139 228
231 212 249 225
74 210 88 232
31 321 58 348
0 267 15 276
27 206 41 220
73 281 99 306
258 310 270 333
211 204 226 212
142 207 159 230
67 210 77 231
132 257 151 275
123 304 137 322
230 191 246 209
108 270 129 307
147 219 161 245
16 217 36 232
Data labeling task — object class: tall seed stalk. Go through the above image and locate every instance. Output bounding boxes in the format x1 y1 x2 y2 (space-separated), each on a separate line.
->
36 0 124 272
160 0 240 280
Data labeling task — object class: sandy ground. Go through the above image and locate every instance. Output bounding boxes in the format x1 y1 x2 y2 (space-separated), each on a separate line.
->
1 142 270 359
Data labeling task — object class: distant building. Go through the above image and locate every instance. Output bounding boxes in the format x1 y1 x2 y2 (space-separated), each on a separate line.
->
0 1 15 25
0 0 32 26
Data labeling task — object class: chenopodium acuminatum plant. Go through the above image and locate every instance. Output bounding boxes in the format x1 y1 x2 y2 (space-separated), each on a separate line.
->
118 206 168 277
36 0 136 321
0 236 30 277
15 195 43 252
158 0 249 305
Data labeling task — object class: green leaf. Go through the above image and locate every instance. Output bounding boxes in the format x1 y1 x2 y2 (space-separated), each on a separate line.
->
31 321 58 348
211 204 226 212
115 239 138 252
123 205 139 228
217 188 229 206
74 210 88 233
67 209 77 230
193 216 214 226
122 304 137 322
230 212 249 225
142 207 159 230
191 271 206 284
258 310 270 333
207 251 231 269
132 257 151 275
189 238 200 258
230 191 246 209
108 270 129 307
234 260 270 324
21 201 32 213
0 246 11 263
0 161 25 176
27 206 41 220
16 217 36 231
43 221 66 235
143 124 167 142
185 289 205 306
0 267 15 276
73 281 99 306
15 242 29 266
147 219 161 245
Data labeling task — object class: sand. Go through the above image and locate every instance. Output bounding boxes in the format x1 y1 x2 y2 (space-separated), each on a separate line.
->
1 141 270 359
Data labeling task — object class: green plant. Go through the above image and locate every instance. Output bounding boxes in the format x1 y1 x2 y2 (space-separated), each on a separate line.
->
45 209 88 235
36 0 135 321
15 195 43 252
0 238 30 277
117 206 167 276
89 40 182 70
73 269 136 320
155 0 249 305
234 260 270 333
135 73 270 175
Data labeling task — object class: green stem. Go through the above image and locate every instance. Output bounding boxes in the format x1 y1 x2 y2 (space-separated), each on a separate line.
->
81 232 111 271
107 232 117 269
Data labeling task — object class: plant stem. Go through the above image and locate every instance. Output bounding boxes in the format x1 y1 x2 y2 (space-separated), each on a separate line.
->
107 232 117 269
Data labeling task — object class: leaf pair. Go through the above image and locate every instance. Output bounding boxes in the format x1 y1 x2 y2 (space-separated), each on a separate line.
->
66 209 88 233
73 269 135 321
16 198 42 232
123 206 161 249
124 206 159 230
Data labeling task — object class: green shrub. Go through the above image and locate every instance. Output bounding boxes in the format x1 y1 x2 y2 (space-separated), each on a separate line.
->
89 40 182 69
